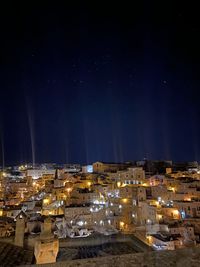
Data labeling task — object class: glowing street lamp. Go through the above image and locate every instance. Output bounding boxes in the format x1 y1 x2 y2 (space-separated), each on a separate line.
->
120 221 125 230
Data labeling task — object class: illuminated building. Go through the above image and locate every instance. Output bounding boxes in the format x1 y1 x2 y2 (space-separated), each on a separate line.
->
93 162 133 173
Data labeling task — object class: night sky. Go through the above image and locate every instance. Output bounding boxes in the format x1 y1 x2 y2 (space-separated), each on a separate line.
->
0 2 200 166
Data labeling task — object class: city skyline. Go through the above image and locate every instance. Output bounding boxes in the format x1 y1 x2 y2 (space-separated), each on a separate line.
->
1 3 200 266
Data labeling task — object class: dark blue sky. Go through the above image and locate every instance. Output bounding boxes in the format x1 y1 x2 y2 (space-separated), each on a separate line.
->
0 2 200 165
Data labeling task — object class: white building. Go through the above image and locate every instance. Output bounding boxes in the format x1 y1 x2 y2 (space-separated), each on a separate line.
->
27 169 56 179
118 168 145 185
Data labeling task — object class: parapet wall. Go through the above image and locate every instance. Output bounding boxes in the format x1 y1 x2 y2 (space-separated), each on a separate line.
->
20 246 200 267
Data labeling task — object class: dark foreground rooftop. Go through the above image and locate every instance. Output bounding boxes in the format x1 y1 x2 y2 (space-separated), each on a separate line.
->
0 242 33 267
57 241 138 261
20 246 200 267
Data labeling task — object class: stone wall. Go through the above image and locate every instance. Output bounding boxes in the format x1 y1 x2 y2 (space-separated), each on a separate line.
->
20 246 200 267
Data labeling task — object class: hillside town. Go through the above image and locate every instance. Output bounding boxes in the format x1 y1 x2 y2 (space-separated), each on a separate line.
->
1 160 200 265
